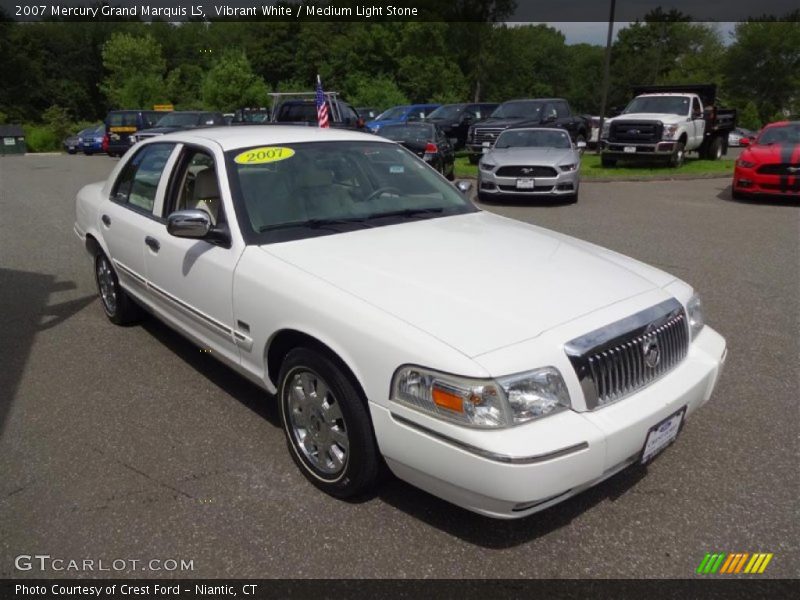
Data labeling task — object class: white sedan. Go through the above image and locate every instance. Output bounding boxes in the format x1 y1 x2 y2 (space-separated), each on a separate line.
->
74 126 726 519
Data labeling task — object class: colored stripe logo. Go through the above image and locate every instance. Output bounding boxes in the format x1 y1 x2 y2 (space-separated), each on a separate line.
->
696 552 773 574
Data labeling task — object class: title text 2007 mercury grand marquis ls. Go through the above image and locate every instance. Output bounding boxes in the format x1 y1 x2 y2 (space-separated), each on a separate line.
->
74 126 726 518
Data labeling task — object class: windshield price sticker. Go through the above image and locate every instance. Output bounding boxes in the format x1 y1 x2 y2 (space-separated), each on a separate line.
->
235 147 295 165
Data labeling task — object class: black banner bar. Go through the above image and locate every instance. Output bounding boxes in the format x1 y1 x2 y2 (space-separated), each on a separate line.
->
3 579 799 600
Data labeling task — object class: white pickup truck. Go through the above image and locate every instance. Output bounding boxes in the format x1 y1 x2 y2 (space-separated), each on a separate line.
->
601 84 736 168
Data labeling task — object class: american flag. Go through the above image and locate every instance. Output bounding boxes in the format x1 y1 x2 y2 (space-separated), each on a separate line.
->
315 75 330 128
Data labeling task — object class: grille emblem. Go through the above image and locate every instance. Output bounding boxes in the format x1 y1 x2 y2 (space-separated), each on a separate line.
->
788 166 799 173
629 128 641 134
643 338 661 369
521 167 534 174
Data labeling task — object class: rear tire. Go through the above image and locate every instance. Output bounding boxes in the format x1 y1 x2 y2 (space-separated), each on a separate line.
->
468 154 479 165
705 137 723 160
278 347 380 500
94 252 141 325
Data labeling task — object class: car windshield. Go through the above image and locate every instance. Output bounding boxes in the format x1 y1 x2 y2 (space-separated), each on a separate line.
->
379 124 435 142
156 113 201 127
376 106 407 120
490 101 542 119
427 105 463 120
624 96 690 116
495 129 571 149
227 141 475 243
757 124 800 145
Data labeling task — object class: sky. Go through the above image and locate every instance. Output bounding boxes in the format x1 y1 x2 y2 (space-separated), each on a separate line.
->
543 21 738 45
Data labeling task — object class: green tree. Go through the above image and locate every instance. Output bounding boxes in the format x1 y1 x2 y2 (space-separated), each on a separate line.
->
725 16 800 122
201 50 269 111
101 33 168 108
395 23 468 103
343 74 409 109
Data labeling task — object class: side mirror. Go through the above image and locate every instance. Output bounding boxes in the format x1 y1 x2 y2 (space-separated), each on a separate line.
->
739 137 751 147
356 117 365 129
167 209 212 239
576 140 587 150
455 180 472 194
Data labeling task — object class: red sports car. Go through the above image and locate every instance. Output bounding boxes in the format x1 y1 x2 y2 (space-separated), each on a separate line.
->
732 121 800 199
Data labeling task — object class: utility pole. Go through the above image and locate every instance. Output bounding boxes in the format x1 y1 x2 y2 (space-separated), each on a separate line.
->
596 0 616 154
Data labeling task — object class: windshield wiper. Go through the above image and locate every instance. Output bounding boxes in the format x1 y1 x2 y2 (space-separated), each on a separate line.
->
258 216 372 232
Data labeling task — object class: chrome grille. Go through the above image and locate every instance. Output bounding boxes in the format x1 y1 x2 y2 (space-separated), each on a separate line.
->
473 127 504 144
565 299 689 410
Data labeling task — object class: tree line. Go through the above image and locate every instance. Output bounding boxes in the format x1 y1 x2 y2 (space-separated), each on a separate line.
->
1 10 798 136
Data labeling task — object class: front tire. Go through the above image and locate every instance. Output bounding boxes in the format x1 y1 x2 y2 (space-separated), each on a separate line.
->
94 252 141 325
278 348 380 499
669 142 685 168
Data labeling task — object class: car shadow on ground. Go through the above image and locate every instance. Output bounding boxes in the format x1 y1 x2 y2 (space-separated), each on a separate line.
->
378 463 649 548
717 184 800 206
474 195 577 208
140 317 281 428
0 268 96 434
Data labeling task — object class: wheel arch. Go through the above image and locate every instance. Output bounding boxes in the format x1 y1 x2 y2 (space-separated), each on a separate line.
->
265 328 369 404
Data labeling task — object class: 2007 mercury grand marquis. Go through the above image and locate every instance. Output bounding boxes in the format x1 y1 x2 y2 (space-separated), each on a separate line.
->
74 126 726 518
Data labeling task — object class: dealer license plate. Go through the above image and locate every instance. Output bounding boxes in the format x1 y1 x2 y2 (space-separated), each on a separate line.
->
516 178 535 189
640 407 685 464
624 146 637 153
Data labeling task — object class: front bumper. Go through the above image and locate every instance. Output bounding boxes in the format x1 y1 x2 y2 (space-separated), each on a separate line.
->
373 326 726 519
733 167 800 196
478 168 579 198
601 140 677 158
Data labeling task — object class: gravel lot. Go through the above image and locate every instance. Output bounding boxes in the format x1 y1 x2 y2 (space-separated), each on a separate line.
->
1 154 797 579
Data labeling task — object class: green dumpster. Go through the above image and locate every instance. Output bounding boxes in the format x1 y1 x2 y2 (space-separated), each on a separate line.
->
0 125 27 155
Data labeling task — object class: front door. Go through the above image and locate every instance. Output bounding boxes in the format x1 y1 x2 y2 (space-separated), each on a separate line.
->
143 145 244 366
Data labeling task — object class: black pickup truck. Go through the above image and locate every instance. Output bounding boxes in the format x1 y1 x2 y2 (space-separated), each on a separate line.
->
466 98 589 164
269 92 365 130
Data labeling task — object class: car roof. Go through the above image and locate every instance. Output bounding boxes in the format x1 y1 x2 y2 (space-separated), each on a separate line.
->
500 127 570 133
154 125 392 151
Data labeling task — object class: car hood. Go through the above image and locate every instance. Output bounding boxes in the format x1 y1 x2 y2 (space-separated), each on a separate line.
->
741 143 800 164
473 117 543 129
261 211 675 357
485 147 576 166
611 113 683 124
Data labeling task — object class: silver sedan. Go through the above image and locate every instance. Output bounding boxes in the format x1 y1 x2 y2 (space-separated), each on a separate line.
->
478 128 584 203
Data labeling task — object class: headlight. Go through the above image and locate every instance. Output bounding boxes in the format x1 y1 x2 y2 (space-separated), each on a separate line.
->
391 365 570 428
559 163 578 172
736 158 755 168
479 161 495 171
687 294 704 341
601 122 610 138
662 124 679 140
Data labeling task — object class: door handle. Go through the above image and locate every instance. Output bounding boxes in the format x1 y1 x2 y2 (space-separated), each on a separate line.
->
101 214 111 227
145 236 160 252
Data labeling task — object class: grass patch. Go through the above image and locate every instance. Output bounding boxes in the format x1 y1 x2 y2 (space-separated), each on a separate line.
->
454 153 735 180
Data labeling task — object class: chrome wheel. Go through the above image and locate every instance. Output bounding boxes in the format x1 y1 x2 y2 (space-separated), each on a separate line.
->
285 369 349 477
96 255 117 315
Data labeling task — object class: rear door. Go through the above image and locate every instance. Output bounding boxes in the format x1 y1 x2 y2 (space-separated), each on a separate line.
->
101 143 178 306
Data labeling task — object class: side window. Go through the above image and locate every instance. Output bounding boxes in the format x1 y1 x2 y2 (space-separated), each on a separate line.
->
341 104 358 125
556 101 570 118
111 144 175 214
692 97 702 116
168 149 225 226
